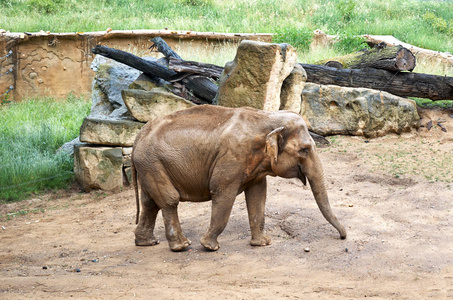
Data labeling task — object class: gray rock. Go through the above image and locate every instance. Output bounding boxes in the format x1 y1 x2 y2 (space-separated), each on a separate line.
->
57 136 86 156
74 145 124 192
79 116 145 147
90 55 142 119
301 83 420 138
90 55 160 119
122 88 195 123
60 57 149 155
215 40 297 111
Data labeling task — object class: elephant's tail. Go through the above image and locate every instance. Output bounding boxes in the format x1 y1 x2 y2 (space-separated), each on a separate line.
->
132 157 140 225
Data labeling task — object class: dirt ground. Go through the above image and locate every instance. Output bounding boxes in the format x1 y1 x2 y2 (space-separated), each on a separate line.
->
1 108 453 299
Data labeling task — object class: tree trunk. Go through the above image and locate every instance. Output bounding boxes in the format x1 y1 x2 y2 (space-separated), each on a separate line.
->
92 45 177 79
91 44 217 103
364 34 453 68
301 63 453 101
166 57 453 101
150 37 219 102
315 44 416 72
168 57 224 79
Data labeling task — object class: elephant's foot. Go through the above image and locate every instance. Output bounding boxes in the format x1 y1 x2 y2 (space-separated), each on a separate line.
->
135 238 159 246
135 229 159 246
250 234 271 247
200 235 220 251
168 236 192 252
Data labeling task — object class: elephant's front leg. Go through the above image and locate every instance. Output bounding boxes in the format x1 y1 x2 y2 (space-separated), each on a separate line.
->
201 190 237 251
245 178 271 246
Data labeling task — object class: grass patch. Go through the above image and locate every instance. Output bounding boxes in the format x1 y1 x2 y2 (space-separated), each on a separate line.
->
0 95 91 203
1 208 45 221
413 98 453 110
273 26 313 52
0 0 452 53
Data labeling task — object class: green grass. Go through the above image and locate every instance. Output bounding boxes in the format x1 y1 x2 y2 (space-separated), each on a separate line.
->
0 95 91 202
1 0 452 54
413 98 453 110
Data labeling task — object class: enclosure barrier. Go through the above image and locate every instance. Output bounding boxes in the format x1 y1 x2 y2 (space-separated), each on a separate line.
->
0 30 272 101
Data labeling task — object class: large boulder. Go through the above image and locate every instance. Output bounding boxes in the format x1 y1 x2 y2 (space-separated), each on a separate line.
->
79 117 144 147
215 40 297 111
122 88 195 123
74 145 124 192
90 55 144 119
301 83 420 138
90 56 166 119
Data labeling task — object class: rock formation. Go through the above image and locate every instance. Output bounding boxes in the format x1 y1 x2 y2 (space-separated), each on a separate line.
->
215 40 298 111
301 83 420 138
74 56 193 192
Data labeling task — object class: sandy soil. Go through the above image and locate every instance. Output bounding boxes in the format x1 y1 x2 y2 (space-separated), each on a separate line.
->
1 109 453 299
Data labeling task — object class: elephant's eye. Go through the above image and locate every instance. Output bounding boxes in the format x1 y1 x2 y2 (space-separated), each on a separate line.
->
298 148 309 156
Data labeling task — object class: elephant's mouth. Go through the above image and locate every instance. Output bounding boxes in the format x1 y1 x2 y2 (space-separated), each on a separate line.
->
297 164 307 185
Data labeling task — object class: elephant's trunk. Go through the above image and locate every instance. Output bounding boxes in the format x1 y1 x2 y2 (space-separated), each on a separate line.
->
302 158 347 239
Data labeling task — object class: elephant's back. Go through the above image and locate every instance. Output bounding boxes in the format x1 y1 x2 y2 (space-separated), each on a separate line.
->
134 105 274 163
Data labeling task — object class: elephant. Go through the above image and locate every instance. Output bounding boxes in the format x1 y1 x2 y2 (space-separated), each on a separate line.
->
132 105 346 252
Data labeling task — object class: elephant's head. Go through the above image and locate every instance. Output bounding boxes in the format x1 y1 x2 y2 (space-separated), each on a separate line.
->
265 113 347 239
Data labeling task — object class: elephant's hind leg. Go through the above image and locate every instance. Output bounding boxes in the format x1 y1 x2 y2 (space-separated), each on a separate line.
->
141 166 191 252
135 190 160 246
161 207 192 251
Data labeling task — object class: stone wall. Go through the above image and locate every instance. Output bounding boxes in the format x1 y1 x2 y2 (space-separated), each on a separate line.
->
0 30 271 101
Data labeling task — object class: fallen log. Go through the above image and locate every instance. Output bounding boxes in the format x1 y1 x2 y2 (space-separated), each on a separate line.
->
168 56 224 79
150 37 218 102
315 44 416 72
301 64 453 101
91 45 216 103
364 34 453 71
166 56 453 101
311 30 453 72
92 45 176 80
93 42 453 102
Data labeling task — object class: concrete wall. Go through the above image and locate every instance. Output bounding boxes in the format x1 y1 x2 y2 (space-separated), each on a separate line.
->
0 30 271 101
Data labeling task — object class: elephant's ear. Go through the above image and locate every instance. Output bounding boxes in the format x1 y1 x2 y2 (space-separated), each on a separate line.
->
265 127 284 164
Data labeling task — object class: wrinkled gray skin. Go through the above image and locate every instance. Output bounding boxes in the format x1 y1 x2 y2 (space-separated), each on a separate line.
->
132 105 346 252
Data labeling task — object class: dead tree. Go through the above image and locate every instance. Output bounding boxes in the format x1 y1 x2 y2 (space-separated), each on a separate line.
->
168 57 224 79
91 45 217 103
315 44 416 72
300 64 453 101
166 58 453 101
149 37 218 102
